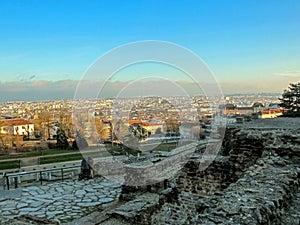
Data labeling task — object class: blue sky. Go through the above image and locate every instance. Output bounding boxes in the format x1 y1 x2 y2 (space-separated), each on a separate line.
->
0 0 300 100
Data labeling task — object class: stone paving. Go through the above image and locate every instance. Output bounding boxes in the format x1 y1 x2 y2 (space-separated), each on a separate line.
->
0 177 121 224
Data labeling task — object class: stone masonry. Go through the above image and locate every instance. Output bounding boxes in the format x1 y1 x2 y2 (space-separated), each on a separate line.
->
106 122 300 224
0 177 121 224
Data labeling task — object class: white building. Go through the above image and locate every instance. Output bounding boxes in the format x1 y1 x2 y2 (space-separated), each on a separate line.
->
0 119 34 136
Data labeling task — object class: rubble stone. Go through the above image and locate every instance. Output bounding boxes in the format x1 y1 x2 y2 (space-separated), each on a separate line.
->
113 126 300 225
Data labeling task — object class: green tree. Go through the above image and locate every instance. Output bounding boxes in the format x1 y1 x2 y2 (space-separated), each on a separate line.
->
56 128 69 149
129 124 149 141
279 82 300 117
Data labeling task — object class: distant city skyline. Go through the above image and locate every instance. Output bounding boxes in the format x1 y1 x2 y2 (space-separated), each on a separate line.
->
0 79 283 102
0 1 299 101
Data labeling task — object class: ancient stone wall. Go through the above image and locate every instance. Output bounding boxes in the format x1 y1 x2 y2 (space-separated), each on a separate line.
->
111 127 300 225
196 158 300 224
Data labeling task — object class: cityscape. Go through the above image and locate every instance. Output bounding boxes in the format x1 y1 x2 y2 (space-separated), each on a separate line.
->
0 93 282 150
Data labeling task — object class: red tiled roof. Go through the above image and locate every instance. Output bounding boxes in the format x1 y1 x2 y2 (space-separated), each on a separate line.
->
236 107 253 110
128 119 142 125
141 122 162 127
260 108 283 115
222 110 237 115
128 120 162 127
1 119 33 126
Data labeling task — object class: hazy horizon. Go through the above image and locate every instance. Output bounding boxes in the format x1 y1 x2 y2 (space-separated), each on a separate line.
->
0 78 284 103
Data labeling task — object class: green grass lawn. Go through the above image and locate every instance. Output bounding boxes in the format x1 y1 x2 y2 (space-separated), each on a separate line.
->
0 149 80 160
0 149 81 170
0 160 21 170
0 142 189 170
39 153 84 164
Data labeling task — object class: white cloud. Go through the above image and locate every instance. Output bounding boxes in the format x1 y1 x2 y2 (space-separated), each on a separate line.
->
274 71 300 79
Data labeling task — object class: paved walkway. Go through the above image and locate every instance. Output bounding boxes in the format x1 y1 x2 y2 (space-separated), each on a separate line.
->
0 177 121 224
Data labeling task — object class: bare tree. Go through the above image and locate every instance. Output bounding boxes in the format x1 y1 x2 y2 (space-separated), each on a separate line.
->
38 109 51 139
95 118 110 142
165 118 180 135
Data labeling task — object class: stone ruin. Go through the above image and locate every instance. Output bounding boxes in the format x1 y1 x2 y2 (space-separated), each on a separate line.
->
4 120 300 225
102 126 300 225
